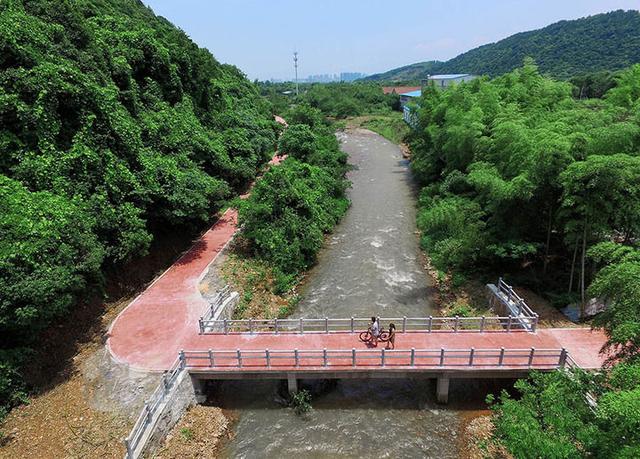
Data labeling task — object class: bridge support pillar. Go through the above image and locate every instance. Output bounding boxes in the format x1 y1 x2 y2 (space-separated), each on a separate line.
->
436 377 450 404
191 376 207 403
287 374 299 395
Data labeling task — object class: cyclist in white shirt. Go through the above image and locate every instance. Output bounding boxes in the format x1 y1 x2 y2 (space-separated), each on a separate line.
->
369 316 380 347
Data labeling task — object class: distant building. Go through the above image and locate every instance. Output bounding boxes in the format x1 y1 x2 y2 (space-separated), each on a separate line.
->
399 89 422 108
340 72 367 82
382 86 421 95
423 74 477 89
399 89 422 126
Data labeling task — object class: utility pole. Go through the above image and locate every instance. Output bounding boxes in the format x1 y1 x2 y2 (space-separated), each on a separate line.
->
293 51 299 96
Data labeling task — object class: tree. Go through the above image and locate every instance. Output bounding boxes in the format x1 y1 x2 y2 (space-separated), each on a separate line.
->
560 155 640 305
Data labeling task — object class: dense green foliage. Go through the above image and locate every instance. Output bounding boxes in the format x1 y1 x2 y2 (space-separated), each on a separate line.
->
570 70 619 99
0 0 277 417
365 10 640 81
412 60 640 458
259 82 398 119
411 60 640 298
490 368 640 458
238 105 349 289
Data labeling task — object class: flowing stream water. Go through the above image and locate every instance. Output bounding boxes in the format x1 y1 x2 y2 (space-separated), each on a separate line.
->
215 129 491 458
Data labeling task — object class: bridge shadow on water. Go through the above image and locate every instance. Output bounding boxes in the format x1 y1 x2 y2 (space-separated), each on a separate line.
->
204 377 519 413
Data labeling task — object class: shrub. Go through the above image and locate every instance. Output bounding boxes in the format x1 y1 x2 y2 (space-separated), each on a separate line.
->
290 389 312 415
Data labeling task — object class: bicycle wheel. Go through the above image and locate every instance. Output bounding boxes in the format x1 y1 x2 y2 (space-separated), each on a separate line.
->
359 330 371 342
379 331 389 342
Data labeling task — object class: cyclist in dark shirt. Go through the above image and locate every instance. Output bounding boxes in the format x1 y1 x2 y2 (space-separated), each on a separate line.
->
385 323 396 350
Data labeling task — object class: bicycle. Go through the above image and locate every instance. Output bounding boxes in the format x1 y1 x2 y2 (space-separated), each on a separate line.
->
359 329 389 343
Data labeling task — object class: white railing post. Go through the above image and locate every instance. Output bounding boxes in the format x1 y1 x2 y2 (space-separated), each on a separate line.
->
179 349 186 369
410 348 415 366
208 348 214 367
237 349 242 368
507 315 512 332
275 318 279 335
469 348 475 366
518 300 523 316
323 348 328 367
532 314 539 333
480 316 485 333
325 317 329 334
350 317 354 333
454 316 459 333
294 349 299 367
352 348 356 367
499 347 505 366
249 318 254 335
381 348 386 367
199 318 204 334
299 318 304 334
223 319 228 335
440 348 445 366
402 316 407 333
528 347 535 367
265 349 271 367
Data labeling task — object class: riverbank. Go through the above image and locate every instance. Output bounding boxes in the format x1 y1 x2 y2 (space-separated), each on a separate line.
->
0 230 195 457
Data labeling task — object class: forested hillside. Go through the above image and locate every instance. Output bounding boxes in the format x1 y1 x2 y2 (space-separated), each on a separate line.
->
0 0 277 416
365 10 640 81
411 60 640 456
363 60 442 83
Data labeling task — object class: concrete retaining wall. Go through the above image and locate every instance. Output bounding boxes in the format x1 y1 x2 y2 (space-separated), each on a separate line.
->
136 370 197 458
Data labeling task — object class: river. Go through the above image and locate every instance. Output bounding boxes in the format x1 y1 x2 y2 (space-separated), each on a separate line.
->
215 129 489 458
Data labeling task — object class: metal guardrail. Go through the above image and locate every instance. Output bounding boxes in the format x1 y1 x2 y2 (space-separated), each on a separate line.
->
180 347 568 370
496 277 537 318
124 358 183 458
198 314 538 335
563 354 598 412
199 285 232 322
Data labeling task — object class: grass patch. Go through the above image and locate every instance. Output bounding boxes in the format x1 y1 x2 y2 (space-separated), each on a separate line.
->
221 247 298 319
354 112 410 144
180 427 194 441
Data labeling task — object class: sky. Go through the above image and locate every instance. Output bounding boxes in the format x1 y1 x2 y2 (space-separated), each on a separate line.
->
142 0 639 81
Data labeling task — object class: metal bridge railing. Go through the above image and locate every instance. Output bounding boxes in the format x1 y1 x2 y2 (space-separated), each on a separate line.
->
180 347 568 370
495 277 538 318
198 314 538 335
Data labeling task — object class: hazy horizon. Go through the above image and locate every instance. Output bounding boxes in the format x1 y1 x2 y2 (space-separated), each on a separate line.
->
143 1 638 81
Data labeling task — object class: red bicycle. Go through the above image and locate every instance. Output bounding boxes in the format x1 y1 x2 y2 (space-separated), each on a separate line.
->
359 329 389 343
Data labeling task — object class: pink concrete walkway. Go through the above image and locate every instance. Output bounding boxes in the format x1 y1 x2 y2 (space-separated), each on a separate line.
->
107 208 239 370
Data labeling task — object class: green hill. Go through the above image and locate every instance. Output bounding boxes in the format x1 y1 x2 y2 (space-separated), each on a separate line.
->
363 60 442 82
0 0 276 415
365 10 640 81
